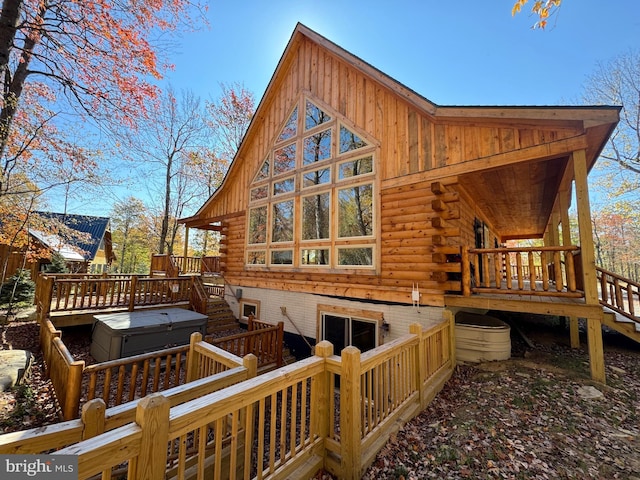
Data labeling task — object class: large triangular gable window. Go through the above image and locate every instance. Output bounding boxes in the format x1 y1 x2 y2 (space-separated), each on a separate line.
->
247 96 377 270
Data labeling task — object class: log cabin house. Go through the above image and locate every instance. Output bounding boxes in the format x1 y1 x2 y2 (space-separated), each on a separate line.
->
180 24 623 383
0 212 116 280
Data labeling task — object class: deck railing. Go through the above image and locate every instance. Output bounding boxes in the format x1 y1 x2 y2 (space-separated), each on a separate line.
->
33 319 453 480
35 274 193 319
150 254 222 276
202 255 222 274
207 317 284 368
461 245 583 298
597 266 640 321
83 345 191 409
38 312 285 419
0 347 254 455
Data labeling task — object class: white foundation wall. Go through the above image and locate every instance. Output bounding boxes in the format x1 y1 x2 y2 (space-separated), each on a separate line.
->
222 284 445 343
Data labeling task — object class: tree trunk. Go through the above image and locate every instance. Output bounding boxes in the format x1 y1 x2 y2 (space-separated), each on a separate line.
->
0 0 23 76
158 154 173 254
0 0 47 164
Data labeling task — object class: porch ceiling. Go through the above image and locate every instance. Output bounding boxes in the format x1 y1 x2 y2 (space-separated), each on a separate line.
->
458 156 568 241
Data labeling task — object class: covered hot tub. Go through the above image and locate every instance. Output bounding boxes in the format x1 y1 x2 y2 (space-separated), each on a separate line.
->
455 311 511 363
91 307 208 362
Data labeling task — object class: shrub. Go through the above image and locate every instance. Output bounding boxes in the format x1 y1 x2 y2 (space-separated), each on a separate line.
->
45 252 69 273
0 269 36 305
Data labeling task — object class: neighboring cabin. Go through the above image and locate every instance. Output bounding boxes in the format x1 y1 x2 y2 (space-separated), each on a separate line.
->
0 212 115 280
180 24 620 379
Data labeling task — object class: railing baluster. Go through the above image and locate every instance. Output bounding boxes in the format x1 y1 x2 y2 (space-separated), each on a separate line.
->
553 251 563 292
528 252 537 291
516 252 524 290
463 246 584 298
565 251 576 292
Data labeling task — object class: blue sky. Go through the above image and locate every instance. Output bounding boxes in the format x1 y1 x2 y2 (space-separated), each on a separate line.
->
49 0 640 216
166 0 639 106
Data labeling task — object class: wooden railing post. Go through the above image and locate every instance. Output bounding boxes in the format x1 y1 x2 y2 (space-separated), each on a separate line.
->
81 398 106 440
444 308 456 368
409 323 426 408
311 341 333 443
461 247 471 296
276 321 284 367
186 332 203 383
64 359 85 420
243 353 258 379
341 346 362 480
128 275 137 311
132 393 170 480
37 275 54 323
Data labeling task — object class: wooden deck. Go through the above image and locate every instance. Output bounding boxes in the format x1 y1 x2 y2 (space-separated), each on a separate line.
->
447 275 604 320
445 291 603 319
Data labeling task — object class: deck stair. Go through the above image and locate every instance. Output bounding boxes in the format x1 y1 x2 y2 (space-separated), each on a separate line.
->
596 267 640 344
205 298 241 334
602 308 640 344
203 297 298 367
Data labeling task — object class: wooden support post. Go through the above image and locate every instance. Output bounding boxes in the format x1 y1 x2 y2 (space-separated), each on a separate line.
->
276 321 284 367
549 212 560 247
64 357 85 421
573 149 605 383
243 353 258 379
132 393 170 480
444 309 456 368
573 149 599 304
183 226 189 261
461 247 471 296
409 324 426 408
586 316 605 383
311 341 333 441
128 275 138 312
569 316 580 349
186 332 203 383
81 398 106 440
341 346 362 480
37 276 54 324
559 191 572 246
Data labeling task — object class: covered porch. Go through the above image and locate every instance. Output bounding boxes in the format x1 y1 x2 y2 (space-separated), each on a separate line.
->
443 146 607 382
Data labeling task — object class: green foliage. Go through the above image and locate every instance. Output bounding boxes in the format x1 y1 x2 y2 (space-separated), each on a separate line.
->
45 252 69 273
0 269 35 305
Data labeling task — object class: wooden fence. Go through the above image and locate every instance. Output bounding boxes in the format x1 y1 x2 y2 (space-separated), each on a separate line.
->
17 318 454 480
462 245 583 298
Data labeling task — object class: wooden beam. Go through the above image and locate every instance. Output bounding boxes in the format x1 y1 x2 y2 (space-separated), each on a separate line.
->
444 294 604 319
